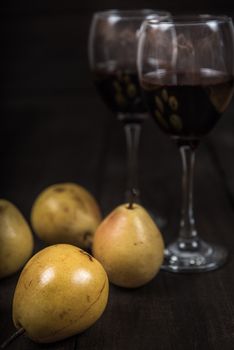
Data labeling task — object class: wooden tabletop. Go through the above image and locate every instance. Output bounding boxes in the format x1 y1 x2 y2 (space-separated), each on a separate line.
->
1 3 234 350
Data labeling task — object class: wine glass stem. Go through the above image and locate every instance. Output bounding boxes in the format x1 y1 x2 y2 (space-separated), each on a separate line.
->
179 145 198 244
124 122 141 203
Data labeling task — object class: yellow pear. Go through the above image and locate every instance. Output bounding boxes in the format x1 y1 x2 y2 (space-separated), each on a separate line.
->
31 183 102 250
0 199 34 279
13 244 109 343
92 203 164 288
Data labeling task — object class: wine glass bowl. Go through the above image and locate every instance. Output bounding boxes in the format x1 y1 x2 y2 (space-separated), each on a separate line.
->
89 10 169 123
138 15 234 272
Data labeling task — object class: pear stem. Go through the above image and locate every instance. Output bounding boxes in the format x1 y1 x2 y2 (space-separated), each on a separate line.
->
1 328 25 349
127 188 137 209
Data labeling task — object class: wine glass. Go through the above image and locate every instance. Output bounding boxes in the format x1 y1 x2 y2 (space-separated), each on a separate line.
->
88 9 169 223
137 15 234 272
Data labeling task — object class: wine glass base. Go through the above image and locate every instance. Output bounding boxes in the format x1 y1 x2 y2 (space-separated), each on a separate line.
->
161 239 228 273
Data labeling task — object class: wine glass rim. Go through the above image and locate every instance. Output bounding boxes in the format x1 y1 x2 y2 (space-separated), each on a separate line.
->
144 14 233 26
93 9 170 20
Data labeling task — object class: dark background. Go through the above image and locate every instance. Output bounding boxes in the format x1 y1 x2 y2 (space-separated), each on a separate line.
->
1 1 234 350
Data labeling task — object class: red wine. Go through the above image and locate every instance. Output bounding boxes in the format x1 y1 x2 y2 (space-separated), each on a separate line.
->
141 69 234 147
93 62 147 123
